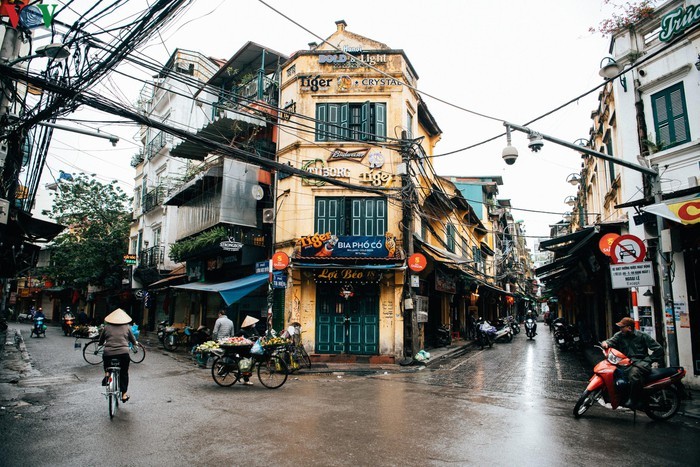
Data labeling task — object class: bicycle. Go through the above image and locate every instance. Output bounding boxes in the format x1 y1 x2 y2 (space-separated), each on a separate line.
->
280 325 311 372
82 339 146 365
210 344 288 389
104 358 122 419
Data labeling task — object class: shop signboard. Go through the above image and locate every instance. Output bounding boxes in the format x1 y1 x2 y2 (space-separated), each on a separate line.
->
297 232 398 258
435 269 456 294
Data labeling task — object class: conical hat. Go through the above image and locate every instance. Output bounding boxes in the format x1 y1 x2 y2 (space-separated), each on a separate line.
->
104 308 132 325
241 315 259 328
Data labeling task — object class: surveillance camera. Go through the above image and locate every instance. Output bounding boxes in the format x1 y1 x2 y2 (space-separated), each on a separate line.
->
528 133 544 152
502 145 518 165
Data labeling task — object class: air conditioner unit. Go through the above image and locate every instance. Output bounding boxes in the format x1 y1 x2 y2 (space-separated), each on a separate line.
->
262 208 275 223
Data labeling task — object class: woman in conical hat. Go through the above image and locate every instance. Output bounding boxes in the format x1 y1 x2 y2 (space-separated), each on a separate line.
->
234 315 260 386
241 315 259 328
98 308 138 402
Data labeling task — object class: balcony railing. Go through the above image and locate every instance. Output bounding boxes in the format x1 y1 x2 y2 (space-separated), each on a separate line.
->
146 131 172 160
215 74 279 116
142 187 164 214
139 245 164 269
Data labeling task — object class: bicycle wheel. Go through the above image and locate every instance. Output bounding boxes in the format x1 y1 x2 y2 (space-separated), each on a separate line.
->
83 340 103 365
257 356 288 389
108 373 118 419
298 345 311 369
129 343 146 363
211 356 238 387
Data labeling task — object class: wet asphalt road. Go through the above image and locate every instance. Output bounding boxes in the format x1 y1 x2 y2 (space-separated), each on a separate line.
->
2 324 700 467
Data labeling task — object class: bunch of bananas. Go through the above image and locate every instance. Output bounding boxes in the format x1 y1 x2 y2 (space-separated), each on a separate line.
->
262 337 291 347
195 340 220 352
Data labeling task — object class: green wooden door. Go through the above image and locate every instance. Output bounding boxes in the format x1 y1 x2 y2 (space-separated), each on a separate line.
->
315 284 379 354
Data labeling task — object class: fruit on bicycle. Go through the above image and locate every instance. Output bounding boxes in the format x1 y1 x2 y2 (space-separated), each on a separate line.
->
195 340 220 352
220 336 254 346
262 337 291 347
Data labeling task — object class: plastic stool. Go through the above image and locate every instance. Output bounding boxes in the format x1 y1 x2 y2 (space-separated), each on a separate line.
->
451 331 460 341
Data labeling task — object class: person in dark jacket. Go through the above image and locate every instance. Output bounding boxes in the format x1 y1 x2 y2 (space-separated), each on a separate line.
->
602 316 664 409
99 308 138 403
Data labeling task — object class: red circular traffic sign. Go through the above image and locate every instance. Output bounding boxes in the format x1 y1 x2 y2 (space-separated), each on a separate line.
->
408 253 427 272
272 251 290 270
610 234 646 264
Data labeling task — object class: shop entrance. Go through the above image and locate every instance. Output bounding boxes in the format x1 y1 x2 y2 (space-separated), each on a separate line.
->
315 283 379 355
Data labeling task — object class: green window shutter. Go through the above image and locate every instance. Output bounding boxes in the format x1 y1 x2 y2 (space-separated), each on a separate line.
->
340 103 349 140
652 83 690 148
316 104 327 141
316 197 342 234
375 103 386 141
361 101 370 141
328 104 340 140
447 223 455 253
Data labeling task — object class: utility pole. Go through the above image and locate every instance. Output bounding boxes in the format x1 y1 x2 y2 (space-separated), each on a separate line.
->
400 131 418 358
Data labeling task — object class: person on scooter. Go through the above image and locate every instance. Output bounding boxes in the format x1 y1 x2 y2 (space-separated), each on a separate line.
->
99 308 138 403
601 317 664 409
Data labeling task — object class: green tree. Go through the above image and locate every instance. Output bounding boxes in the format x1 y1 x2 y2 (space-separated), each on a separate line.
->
41 174 132 290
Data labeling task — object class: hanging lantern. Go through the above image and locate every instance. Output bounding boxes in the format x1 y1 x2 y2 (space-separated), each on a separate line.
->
340 284 354 300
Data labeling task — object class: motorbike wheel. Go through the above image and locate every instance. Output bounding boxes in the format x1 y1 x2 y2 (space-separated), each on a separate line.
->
644 387 681 421
573 388 602 418
211 356 238 387
506 333 513 343
163 334 179 351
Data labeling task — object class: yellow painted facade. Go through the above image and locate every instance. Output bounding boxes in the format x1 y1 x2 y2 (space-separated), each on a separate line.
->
273 22 486 359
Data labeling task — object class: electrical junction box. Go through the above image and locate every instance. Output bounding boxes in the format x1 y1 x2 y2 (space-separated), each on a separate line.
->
0 198 9 224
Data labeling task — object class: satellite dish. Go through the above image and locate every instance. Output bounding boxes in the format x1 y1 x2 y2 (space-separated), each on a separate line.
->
252 185 264 200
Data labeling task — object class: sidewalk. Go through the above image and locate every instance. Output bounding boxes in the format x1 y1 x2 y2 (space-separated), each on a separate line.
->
582 346 699 420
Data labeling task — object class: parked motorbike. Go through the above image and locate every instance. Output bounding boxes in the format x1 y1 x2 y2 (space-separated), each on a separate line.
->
554 322 581 351
432 324 452 348
524 317 537 339
30 317 47 338
62 312 75 336
17 311 33 323
163 324 211 352
573 345 687 420
475 319 496 349
0 315 7 331
156 320 168 345
507 315 520 335
493 318 513 343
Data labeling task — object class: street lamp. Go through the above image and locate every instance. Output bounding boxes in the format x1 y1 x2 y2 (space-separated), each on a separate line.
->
599 57 628 92
4 43 69 66
566 173 581 185
564 196 576 207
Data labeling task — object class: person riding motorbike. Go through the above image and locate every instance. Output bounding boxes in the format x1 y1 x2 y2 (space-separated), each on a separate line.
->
601 317 664 409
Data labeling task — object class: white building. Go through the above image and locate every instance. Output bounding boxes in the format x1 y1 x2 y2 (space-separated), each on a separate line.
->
605 0 700 387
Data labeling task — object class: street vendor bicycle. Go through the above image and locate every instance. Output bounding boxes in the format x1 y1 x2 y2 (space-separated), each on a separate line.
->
210 343 289 389
104 358 122 419
82 340 146 365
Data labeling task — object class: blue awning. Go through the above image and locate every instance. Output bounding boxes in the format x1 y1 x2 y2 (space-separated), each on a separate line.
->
171 273 268 306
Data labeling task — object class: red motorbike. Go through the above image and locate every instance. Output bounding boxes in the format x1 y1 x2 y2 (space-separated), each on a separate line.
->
573 345 686 421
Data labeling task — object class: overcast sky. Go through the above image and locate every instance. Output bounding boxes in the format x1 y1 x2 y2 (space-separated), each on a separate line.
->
38 0 633 246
